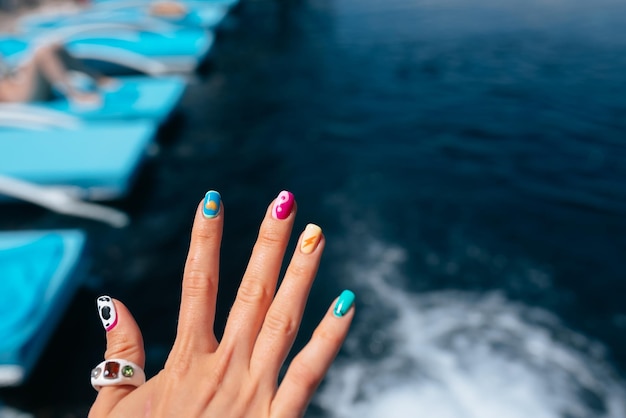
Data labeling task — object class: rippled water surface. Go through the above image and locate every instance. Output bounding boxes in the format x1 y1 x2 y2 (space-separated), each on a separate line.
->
2 0 626 416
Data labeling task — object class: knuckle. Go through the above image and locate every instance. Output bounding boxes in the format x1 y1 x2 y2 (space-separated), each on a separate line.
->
192 221 217 241
256 224 285 249
237 278 272 307
264 311 298 339
289 360 321 392
314 326 343 347
105 335 143 361
164 350 196 379
286 259 312 279
183 268 217 296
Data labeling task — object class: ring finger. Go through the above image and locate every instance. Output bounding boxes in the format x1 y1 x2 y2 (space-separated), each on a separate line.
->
250 223 325 380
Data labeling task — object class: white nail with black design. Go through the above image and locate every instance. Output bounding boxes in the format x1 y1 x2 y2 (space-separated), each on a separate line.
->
97 295 118 332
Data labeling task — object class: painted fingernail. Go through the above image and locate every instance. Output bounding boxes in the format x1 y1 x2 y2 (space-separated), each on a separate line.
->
300 223 322 254
97 295 118 331
333 290 355 317
272 190 294 220
203 190 221 218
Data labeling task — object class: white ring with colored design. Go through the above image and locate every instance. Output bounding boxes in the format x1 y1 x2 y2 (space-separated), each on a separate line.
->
91 359 146 391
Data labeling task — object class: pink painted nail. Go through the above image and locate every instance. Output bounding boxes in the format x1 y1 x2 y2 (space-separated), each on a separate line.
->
272 190 294 220
97 296 118 332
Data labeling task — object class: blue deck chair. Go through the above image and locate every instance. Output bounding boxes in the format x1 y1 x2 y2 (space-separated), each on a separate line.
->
0 119 158 226
50 75 187 123
0 74 188 125
91 0 240 11
20 0 232 31
0 38 187 123
1 22 214 75
0 229 88 387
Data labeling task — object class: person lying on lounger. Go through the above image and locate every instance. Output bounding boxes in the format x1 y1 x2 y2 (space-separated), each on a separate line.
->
76 0 190 17
0 42 114 105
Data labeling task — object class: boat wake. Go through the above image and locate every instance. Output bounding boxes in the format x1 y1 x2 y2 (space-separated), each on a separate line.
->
313 237 626 418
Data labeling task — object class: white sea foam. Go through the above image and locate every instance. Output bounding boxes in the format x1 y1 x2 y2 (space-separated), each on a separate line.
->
314 238 626 418
0 405 32 418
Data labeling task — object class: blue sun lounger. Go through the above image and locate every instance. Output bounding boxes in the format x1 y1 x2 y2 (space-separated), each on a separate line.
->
0 75 186 125
0 229 88 387
50 75 187 123
0 119 157 226
0 75 187 124
91 0 240 11
0 39 187 123
1 22 214 75
0 120 157 202
21 0 232 31
64 26 214 75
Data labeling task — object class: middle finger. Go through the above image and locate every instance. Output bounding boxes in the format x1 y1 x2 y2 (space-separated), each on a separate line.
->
220 190 296 359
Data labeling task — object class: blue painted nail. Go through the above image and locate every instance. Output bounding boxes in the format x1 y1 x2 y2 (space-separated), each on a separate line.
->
203 190 221 218
333 290 355 317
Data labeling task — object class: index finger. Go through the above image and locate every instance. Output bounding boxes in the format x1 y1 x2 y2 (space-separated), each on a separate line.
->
175 190 224 354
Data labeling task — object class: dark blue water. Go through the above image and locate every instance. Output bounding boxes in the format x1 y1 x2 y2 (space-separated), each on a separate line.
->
2 0 626 415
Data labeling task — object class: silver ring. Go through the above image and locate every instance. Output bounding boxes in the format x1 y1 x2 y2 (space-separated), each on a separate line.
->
91 359 146 391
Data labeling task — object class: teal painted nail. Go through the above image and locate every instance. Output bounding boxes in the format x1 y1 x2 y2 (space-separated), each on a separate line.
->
333 290 355 317
203 190 221 218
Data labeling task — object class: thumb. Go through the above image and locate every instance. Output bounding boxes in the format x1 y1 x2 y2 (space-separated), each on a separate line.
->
89 296 145 417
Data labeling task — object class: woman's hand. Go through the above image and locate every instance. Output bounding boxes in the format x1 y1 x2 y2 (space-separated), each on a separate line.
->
89 190 355 418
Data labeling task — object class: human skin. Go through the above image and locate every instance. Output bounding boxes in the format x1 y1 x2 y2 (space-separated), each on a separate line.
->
0 43 100 104
89 191 355 418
